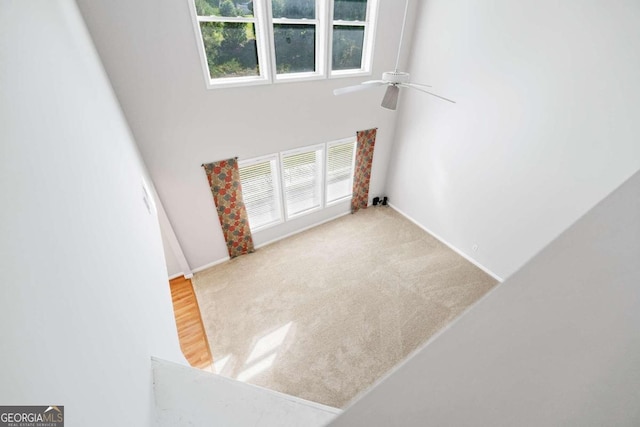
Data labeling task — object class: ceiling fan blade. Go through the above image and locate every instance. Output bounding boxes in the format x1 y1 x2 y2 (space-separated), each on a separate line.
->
405 81 432 89
381 85 400 110
333 81 386 96
400 83 456 103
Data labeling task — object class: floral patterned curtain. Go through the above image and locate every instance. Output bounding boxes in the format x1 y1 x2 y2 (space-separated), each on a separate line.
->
351 128 377 213
202 158 254 258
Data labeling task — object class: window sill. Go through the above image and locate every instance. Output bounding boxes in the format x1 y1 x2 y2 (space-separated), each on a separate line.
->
205 75 270 90
275 72 326 84
250 218 285 234
326 195 353 207
285 205 323 222
203 69 373 90
329 69 372 79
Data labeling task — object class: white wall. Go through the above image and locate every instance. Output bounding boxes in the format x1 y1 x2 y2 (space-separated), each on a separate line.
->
161 230 183 278
0 1 185 424
387 0 640 278
331 170 640 425
157 193 191 278
74 0 413 271
153 358 339 426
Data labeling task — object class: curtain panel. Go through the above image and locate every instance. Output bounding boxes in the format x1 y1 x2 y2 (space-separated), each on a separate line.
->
202 158 254 258
351 128 377 213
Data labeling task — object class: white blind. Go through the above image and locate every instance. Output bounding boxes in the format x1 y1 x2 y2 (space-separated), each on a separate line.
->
281 148 322 217
326 140 355 203
239 158 282 230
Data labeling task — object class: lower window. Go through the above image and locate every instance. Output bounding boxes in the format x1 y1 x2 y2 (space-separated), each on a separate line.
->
238 156 283 231
239 138 356 232
326 139 356 204
281 145 324 218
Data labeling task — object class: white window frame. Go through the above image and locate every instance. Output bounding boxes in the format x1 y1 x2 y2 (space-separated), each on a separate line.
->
279 143 325 220
269 0 328 82
188 0 378 88
324 137 356 206
187 0 272 89
238 137 356 232
238 154 285 231
328 0 379 78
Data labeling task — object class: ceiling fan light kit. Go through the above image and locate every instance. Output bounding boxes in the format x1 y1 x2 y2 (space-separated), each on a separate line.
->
381 85 399 110
333 0 455 110
382 71 410 84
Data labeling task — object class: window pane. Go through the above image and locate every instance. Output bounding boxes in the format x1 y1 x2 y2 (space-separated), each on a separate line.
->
282 150 322 217
200 22 259 79
271 0 315 19
333 0 367 21
326 141 355 203
274 24 316 74
196 0 254 18
332 26 364 71
239 159 282 230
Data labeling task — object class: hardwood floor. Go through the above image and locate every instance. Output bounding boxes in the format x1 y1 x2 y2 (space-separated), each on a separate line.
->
169 276 213 371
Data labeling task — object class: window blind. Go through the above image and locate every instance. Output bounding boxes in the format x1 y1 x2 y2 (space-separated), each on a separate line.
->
326 140 355 203
281 148 323 217
238 158 282 230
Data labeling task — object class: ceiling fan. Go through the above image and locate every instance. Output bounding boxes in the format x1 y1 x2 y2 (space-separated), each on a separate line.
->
333 0 455 110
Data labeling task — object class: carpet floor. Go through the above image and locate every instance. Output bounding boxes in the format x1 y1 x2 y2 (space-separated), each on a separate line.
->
193 207 497 408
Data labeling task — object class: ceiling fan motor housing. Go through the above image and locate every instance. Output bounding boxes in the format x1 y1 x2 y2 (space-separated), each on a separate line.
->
383 71 410 84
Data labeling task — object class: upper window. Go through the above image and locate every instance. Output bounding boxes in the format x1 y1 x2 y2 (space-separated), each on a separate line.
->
331 0 370 73
272 0 320 77
189 0 377 87
192 0 268 85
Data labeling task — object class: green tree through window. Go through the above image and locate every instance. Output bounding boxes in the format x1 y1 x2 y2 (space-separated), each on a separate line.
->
332 0 368 71
271 0 317 74
197 0 260 79
191 0 374 84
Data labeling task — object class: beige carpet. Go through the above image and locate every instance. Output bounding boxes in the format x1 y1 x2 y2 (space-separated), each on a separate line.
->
193 207 497 408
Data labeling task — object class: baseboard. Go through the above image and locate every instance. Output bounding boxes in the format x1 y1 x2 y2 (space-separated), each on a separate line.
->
190 211 352 274
168 272 194 280
254 211 351 250
388 203 503 282
185 206 502 281
191 256 231 274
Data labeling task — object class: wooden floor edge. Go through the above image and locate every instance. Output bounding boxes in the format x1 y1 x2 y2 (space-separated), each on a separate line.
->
169 276 214 371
